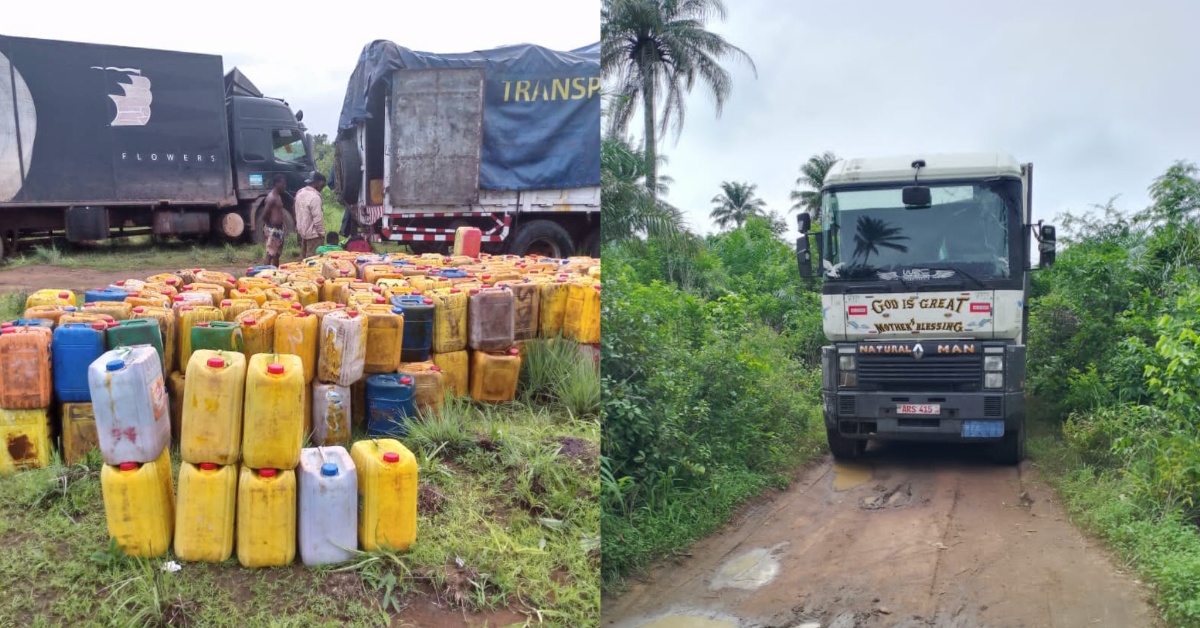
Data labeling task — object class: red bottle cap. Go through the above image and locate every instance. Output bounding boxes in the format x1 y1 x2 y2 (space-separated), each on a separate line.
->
199 462 217 471
243 318 256 326
102 315 115 322
119 462 138 471
374 297 385 304
58 291 71 298
291 303 303 310
470 289 480 295
382 452 400 463
482 274 491 280
181 285 193 291
450 288 460 294
267 363 284 375
412 290 423 296
259 468 277 478
133 306 145 313
173 295 184 301
221 299 232 307
180 305 193 312
238 288 247 293
91 322 107 331
197 321 210 327
400 375 412 385
336 303 346 309
115 281 125 286
166 278 178 285
508 348 520 356
348 310 359 318
298 311 310 317
282 291 292 298
107 321 119 329
207 357 225 368
430 366 442 372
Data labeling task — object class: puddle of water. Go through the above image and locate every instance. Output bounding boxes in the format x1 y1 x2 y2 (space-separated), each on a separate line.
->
710 547 780 590
639 616 737 628
831 461 872 491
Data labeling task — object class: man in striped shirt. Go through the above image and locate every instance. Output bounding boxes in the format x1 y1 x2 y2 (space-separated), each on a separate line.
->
295 172 327 260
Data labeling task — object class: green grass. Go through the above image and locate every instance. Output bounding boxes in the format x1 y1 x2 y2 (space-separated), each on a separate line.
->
0 342 601 626
600 406 825 592
1028 408 1200 627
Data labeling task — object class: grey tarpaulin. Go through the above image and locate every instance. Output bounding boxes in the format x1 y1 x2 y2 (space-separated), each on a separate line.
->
336 40 600 191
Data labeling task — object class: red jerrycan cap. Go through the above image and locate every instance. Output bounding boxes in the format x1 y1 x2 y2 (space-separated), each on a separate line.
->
399 376 413 385
91 322 107 331
411 290 423 296
173 295 184 301
382 451 400 463
118 462 138 471
508 348 520 356
348 310 359 318
291 303 303 311
243 318 256 326
267 363 285 375
106 321 119 329
336 303 346 309
132 306 145 314
281 291 293 298
196 321 210 327
374 297 385 304
199 462 217 471
115 281 126 286
259 468 278 478
221 299 232 307
58 291 71 298
469 288 480 295
430 366 442 372
422 298 433 305
207 357 225 368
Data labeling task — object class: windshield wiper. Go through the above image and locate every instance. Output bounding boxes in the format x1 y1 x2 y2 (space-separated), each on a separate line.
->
919 265 987 289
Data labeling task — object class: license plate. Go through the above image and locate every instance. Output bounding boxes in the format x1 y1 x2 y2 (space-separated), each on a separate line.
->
961 420 1005 438
897 403 939 415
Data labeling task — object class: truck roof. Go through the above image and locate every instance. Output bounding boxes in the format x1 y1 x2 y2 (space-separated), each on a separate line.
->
824 153 1023 188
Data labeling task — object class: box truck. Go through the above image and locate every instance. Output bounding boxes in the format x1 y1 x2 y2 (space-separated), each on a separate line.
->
0 34 316 257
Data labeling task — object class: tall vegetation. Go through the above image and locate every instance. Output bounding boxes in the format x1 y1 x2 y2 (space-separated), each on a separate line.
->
709 180 767 230
1028 160 1200 625
601 0 756 199
790 150 838 221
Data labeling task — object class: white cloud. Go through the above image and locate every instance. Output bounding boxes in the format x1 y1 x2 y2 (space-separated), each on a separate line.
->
4 0 599 138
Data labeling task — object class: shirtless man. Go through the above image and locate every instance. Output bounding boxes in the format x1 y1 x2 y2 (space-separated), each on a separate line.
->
262 174 287 267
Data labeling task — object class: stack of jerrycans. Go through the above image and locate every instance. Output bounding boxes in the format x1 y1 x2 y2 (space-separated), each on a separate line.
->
238 353 305 568
0 321 56 474
90 345 174 558
467 286 521 402
174 349 245 563
316 310 366 442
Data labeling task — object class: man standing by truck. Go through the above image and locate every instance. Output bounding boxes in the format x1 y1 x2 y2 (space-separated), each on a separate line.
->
262 175 288 267
295 172 327 260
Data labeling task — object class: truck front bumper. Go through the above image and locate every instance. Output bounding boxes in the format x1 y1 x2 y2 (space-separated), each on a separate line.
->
821 390 1024 443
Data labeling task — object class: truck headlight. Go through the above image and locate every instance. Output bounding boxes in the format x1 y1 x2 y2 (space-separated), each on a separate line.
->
839 355 856 371
839 371 857 388
984 356 1004 372
984 372 1003 389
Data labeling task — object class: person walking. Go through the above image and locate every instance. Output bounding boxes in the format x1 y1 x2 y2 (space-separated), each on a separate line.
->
295 172 327 260
262 174 287 267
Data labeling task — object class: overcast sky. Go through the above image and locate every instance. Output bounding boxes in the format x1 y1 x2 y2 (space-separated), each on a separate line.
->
4 0 599 139
633 0 1200 235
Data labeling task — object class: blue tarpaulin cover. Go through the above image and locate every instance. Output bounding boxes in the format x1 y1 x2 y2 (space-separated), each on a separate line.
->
337 41 600 191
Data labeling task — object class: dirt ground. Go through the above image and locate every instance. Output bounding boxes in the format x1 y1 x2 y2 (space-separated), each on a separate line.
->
0 265 246 294
603 442 1159 628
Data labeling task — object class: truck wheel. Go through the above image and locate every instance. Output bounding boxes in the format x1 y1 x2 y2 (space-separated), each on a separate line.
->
826 427 865 460
992 418 1026 465
334 136 362 207
508 220 574 258
580 229 600 258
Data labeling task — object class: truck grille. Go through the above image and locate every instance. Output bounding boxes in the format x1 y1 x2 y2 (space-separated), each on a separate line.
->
856 353 983 392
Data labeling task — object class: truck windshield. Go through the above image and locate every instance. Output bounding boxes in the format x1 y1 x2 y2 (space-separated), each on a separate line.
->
819 179 1020 281
272 129 308 164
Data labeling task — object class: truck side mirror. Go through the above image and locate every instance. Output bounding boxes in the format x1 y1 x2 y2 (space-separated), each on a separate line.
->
797 211 811 235
797 236 813 278
1039 224 1056 268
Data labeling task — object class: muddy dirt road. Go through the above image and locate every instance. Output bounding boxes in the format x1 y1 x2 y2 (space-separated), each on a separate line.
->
604 443 1158 628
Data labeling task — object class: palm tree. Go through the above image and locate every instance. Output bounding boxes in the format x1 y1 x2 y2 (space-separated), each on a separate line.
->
602 0 756 201
789 150 839 222
852 216 909 265
710 181 766 230
601 135 686 244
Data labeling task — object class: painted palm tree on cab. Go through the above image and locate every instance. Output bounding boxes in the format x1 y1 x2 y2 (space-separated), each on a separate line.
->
853 215 909 265
710 181 767 230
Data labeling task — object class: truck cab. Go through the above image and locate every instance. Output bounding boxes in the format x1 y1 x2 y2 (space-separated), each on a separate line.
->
796 153 1057 464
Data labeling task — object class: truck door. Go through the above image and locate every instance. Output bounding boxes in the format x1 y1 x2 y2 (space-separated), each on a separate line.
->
386 68 484 206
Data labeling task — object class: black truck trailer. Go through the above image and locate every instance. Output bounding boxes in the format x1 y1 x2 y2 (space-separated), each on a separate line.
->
0 34 316 257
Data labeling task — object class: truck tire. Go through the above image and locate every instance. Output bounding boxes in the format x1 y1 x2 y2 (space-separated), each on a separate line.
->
580 228 600 258
215 211 246 242
507 220 574 258
992 417 1026 465
334 136 362 207
826 427 865 460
